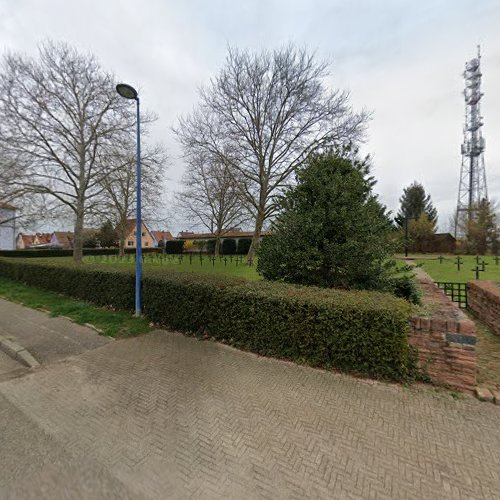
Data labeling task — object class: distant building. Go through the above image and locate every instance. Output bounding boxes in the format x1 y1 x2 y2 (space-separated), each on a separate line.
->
0 202 16 250
178 228 270 243
152 231 174 247
177 228 270 252
123 219 155 248
16 232 52 249
429 233 457 254
50 231 74 249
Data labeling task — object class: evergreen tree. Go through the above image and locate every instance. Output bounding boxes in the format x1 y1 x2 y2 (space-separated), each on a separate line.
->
97 221 118 248
395 182 438 228
464 199 498 255
257 151 396 290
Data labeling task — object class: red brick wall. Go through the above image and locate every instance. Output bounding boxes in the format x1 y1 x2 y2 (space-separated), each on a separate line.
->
468 281 500 337
409 271 476 392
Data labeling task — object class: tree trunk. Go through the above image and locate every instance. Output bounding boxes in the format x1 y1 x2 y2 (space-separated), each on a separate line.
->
214 237 221 257
119 235 125 257
118 220 127 257
73 207 84 264
247 209 265 262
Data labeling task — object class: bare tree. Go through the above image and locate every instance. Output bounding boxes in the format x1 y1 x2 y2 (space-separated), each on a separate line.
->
177 154 248 256
100 140 167 255
0 156 57 230
0 41 138 262
175 45 369 260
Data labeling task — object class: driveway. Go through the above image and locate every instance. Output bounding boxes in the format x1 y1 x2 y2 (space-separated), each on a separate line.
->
0 305 499 498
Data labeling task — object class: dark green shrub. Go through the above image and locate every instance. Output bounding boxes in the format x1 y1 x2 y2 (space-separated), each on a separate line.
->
0 247 161 258
0 258 414 380
221 238 237 255
236 238 252 255
257 151 396 291
205 240 216 255
165 240 184 254
0 248 116 258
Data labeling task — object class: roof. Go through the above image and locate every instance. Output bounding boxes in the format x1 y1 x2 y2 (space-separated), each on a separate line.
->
0 202 16 210
153 231 174 242
19 234 34 247
52 231 74 248
123 219 154 239
36 233 52 244
178 230 271 240
433 233 456 241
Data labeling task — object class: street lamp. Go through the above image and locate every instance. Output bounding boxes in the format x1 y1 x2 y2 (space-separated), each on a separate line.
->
116 83 142 316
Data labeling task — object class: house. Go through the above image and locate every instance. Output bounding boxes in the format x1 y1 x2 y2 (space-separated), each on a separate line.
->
50 231 74 249
16 232 53 249
33 233 52 247
0 202 16 250
177 228 271 252
16 233 35 249
152 231 174 248
430 233 457 254
123 219 155 248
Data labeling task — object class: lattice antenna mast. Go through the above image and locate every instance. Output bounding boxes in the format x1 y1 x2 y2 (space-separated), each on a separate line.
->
455 45 488 237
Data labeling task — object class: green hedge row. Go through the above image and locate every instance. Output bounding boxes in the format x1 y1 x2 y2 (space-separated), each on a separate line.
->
0 247 162 258
0 258 414 380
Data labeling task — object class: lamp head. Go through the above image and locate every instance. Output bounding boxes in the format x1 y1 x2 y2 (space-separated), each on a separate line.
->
116 83 138 100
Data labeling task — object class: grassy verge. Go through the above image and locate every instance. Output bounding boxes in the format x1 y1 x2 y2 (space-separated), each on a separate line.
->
0 277 151 338
397 254 500 283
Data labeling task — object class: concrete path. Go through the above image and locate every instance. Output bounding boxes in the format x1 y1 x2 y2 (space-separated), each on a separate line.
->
0 322 499 499
0 298 111 365
0 351 25 381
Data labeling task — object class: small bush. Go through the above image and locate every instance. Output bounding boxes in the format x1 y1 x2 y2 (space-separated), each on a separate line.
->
206 240 216 255
222 238 237 255
165 240 184 254
0 258 414 380
236 238 252 255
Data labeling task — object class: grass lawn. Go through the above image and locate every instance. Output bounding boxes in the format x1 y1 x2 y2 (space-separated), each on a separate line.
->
41 254 262 281
397 254 500 283
0 277 151 338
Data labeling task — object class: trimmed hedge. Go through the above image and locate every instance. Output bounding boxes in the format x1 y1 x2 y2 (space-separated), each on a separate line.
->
165 240 184 254
0 258 414 380
236 238 252 255
0 247 162 258
222 238 237 255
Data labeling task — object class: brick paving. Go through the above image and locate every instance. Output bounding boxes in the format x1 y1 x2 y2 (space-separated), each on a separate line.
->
1 328 500 499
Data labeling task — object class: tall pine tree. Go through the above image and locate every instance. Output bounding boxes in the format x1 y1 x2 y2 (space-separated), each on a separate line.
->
395 182 438 228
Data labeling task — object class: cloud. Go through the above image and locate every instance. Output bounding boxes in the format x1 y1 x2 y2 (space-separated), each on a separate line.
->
0 0 498 232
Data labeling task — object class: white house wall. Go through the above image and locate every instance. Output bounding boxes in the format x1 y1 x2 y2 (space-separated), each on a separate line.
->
0 208 16 250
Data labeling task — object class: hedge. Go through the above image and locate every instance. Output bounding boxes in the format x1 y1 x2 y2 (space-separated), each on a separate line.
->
236 238 252 255
0 247 162 258
221 238 237 255
165 240 184 254
0 258 414 380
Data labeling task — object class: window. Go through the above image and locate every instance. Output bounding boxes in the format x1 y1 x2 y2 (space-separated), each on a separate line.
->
145 242 149 247
142 232 145 236
127 241 133 246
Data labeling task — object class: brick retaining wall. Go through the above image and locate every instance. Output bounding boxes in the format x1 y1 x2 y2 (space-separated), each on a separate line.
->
468 280 500 336
409 270 476 392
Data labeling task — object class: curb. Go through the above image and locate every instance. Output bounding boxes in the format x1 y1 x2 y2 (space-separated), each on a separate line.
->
0 335 40 368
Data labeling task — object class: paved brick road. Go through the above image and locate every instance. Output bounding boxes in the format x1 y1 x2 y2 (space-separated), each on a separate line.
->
1 329 499 499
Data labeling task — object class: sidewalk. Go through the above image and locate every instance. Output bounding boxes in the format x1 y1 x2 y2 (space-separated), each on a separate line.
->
0 298 111 365
1 323 499 498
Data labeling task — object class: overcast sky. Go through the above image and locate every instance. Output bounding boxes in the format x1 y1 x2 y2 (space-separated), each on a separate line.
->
1 0 499 232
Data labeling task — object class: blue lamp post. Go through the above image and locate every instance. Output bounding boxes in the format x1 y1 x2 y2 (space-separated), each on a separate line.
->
116 83 142 316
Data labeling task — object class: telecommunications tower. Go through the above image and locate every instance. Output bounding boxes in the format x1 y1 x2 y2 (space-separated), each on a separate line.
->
454 46 488 237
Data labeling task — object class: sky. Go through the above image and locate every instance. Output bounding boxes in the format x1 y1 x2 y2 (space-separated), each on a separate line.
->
1 0 499 233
